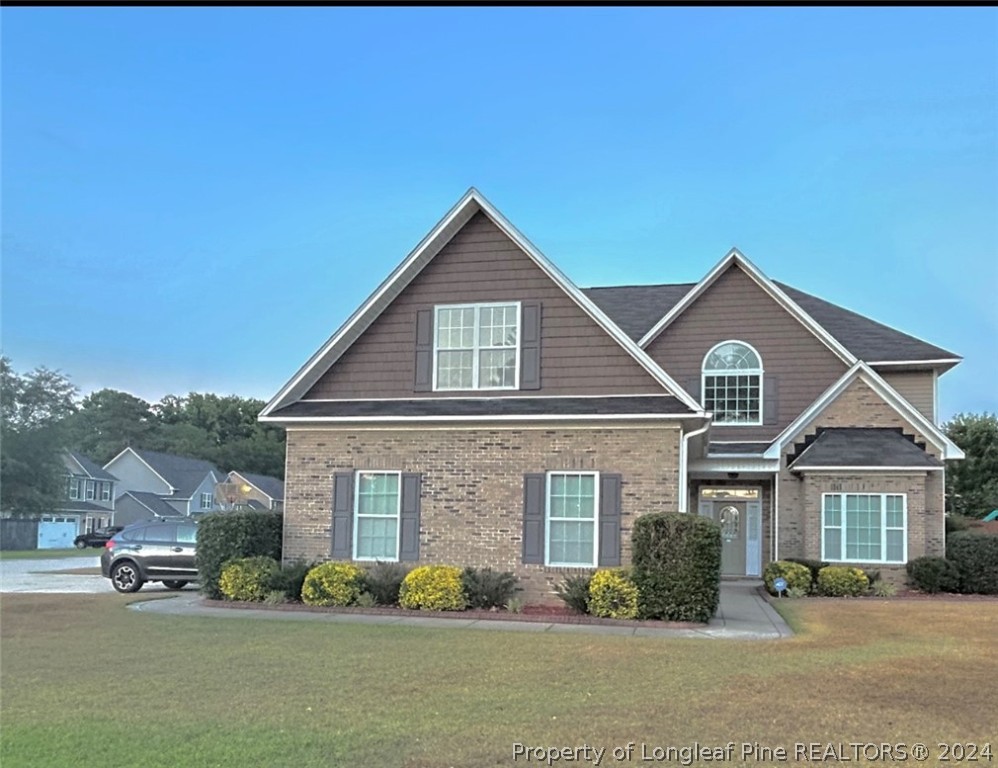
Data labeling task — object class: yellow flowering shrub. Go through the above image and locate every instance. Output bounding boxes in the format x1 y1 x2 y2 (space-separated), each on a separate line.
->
399 565 466 611
219 556 280 602
588 568 639 619
301 561 365 606
817 565 869 597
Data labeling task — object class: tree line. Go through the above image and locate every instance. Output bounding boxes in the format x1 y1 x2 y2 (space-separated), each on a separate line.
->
1 357 285 516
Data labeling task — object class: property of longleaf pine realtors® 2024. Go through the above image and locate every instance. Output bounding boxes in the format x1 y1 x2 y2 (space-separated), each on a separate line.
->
510 741 994 765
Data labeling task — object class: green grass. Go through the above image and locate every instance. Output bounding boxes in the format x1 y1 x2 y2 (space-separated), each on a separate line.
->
1 594 995 768
0 548 98 560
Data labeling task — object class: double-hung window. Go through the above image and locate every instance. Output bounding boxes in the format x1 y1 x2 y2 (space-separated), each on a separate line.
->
101 483 111 502
434 303 519 390
702 341 763 425
69 479 80 500
200 492 213 510
546 472 599 567
85 480 96 501
353 471 401 561
822 493 906 564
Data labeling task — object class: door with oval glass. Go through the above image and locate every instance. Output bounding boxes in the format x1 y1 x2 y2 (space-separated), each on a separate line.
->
716 502 746 575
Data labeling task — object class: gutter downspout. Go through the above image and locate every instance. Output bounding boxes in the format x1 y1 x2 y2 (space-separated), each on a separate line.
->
679 420 712 513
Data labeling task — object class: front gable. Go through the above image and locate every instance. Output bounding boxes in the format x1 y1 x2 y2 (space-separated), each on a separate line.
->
304 212 667 399
104 448 173 496
645 260 849 440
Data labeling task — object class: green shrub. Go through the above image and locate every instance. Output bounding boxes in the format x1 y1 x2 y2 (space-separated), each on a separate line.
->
219 556 281 601
505 597 524 614
873 581 898 597
361 561 410 606
553 574 592 614
588 569 639 619
786 586 810 598
947 532 998 594
461 567 519 609
906 556 960 594
784 557 828 589
763 561 812 596
945 514 973 535
817 565 869 597
355 592 377 608
301 562 365 606
268 560 314 603
399 565 466 611
263 590 287 605
631 513 721 623
196 511 283 599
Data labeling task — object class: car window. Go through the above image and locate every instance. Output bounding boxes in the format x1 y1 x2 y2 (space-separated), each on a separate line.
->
119 527 146 542
143 524 177 543
176 525 197 544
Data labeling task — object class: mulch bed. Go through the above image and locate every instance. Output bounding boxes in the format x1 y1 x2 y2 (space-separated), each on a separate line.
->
200 598 705 629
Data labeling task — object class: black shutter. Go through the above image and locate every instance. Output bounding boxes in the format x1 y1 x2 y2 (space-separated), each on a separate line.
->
522 473 546 564
763 375 779 425
331 472 354 559
399 473 421 562
414 309 433 392
520 302 542 390
598 474 622 567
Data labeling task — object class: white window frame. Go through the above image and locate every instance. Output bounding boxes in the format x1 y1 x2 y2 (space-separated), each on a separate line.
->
821 492 908 564
101 483 111 502
432 301 521 392
701 340 764 426
352 470 402 563
200 492 213 510
69 479 80 500
85 480 96 501
544 471 600 568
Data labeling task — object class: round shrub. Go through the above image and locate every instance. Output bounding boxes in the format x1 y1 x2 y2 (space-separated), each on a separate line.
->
301 562 365 606
399 565 466 611
906 556 960 594
219 556 281 602
588 569 639 619
817 565 869 597
763 561 812 596
946 531 998 595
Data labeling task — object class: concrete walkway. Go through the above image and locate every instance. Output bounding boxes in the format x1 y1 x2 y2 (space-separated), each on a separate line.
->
130 579 792 640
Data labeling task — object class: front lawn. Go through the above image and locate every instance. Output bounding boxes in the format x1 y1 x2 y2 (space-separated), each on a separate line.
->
1 594 994 767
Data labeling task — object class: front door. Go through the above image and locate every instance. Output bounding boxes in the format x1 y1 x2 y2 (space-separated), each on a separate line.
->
716 502 746 576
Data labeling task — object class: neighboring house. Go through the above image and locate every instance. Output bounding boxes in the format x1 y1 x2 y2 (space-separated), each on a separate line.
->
51 451 119 534
223 471 285 512
260 189 964 602
113 490 190 528
104 448 224 520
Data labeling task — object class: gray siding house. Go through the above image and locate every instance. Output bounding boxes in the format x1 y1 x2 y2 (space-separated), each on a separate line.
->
104 448 224 522
51 451 119 534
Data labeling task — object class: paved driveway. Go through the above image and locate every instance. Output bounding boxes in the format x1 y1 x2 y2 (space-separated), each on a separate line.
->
1 555 198 594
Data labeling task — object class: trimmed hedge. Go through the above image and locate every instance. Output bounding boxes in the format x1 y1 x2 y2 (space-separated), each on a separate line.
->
947 531 998 595
362 561 410 606
588 569 639 619
763 560 812 596
270 560 314 602
399 565 466 611
817 565 869 597
196 511 283 599
784 557 828 590
302 562 365 606
219 556 280 602
631 513 721 623
461 567 519 610
906 556 960 594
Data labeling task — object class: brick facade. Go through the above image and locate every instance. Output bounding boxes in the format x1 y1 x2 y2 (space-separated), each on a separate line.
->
284 423 682 603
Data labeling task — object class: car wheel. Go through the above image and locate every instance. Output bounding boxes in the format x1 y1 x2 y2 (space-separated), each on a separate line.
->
110 561 143 593
75 539 87 549
162 580 188 590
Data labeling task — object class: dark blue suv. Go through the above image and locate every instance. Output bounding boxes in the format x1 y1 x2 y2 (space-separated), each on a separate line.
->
100 519 198 593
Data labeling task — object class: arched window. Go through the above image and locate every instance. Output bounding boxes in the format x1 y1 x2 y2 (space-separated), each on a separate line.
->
702 341 763 425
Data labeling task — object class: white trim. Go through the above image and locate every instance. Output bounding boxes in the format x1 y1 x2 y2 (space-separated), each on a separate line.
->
65 452 90 477
262 413 695 424
284 422 686 433
104 447 177 493
291 393 681 403
544 470 600 568
638 249 857 366
688 458 779 473
867 358 962 367
701 339 764 427
679 422 712 513
763 361 964 461
791 465 942 472
352 470 402 563
821 492 907 564
773 474 780 562
261 188 704 417
432 301 521 391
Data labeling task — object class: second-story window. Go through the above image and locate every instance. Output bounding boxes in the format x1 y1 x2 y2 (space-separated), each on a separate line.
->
702 341 763 425
434 303 519 390
69 479 80 500
100 482 111 501
200 493 213 510
85 480 96 500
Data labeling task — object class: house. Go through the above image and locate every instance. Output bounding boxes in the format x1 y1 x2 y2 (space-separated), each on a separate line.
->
221 471 285 512
49 451 119 535
104 448 224 526
260 189 964 603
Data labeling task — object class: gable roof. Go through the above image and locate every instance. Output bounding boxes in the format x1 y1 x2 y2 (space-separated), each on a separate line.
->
65 451 118 481
106 447 222 499
789 427 944 470
763 361 964 461
229 471 284 502
118 490 185 518
583 269 958 367
261 189 704 418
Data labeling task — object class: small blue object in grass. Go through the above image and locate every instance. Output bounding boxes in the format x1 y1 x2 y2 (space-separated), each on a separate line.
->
773 577 788 595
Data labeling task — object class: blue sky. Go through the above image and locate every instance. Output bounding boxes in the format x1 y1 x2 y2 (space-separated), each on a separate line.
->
2 7 996 420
